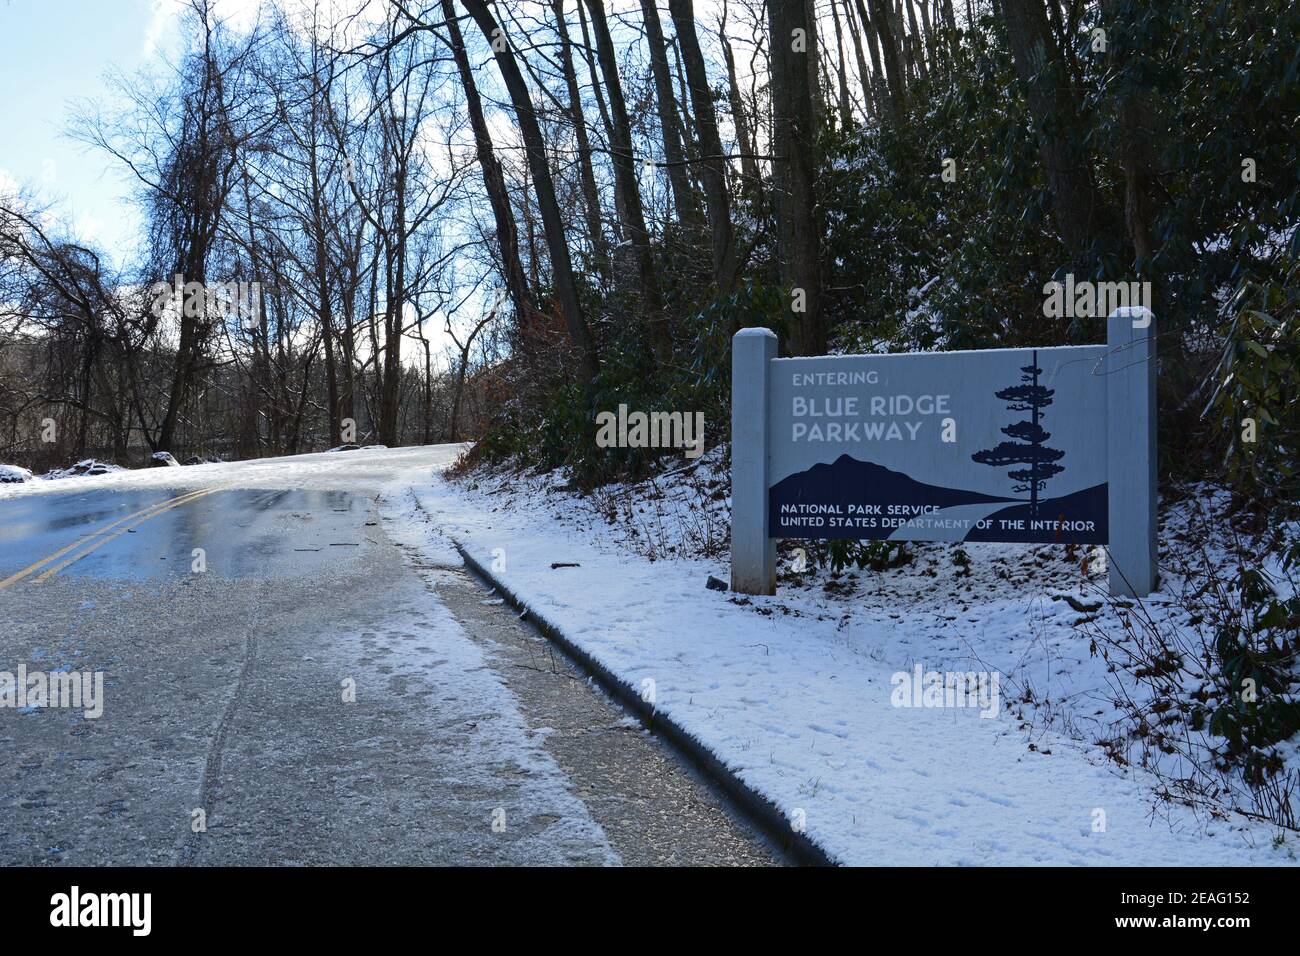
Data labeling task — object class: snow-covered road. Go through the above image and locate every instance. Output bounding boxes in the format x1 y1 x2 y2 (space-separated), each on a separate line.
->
0 447 775 866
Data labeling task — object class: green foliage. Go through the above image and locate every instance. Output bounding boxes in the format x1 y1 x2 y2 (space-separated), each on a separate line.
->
481 0 1300 509
1209 257 1300 513
799 538 913 575
464 0 1300 808
473 274 786 489
1206 560 1300 781
1200 253 1299 780
818 22 1106 358
817 0 1300 491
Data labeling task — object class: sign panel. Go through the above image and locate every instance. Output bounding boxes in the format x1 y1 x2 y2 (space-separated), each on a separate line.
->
767 346 1108 545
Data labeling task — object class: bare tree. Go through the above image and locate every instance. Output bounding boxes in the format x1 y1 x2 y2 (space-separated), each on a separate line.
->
1000 0 1113 257
440 0 538 338
768 0 826 355
460 0 599 388
639 0 704 232
553 0 613 280
668 0 740 291
583 0 669 360
865 0 908 119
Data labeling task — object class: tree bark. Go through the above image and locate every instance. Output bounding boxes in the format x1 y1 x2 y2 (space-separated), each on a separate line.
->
443 0 538 336
461 0 599 387
584 0 669 358
667 0 739 291
842 0 877 120
1000 0 1113 258
553 0 612 282
916 0 936 69
719 21 760 189
638 0 703 231
574 0 619 243
865 0 908 119
899 0 926 84
829 0 856 125
768 0 826 356
1100 0 1160 266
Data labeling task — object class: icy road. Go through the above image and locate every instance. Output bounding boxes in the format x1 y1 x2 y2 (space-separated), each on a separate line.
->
0 446 776 866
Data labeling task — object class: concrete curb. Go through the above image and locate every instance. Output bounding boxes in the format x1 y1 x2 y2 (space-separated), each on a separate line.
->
451 539 839 868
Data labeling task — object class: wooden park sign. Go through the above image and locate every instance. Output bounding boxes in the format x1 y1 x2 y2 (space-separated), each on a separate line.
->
730 309 1156 597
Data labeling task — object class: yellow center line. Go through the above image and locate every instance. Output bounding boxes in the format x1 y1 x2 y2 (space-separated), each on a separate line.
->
31 487 222 583
0 487 217 590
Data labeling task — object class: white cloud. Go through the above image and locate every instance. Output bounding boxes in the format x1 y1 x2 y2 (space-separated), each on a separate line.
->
0 166 20 201
142 0 180 58
143 0 269 59
73 212 105 245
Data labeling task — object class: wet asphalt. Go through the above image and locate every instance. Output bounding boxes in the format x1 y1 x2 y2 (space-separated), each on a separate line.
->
0 449 780 866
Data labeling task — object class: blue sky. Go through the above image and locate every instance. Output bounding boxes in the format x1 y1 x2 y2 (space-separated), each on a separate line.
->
0 0 172 267
0 0 743 276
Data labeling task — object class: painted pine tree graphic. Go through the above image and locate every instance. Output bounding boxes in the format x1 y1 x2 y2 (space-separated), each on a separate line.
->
971 351 1065 518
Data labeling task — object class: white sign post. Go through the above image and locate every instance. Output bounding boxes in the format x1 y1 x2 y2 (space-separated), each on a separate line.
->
730 310 1156 598
730 328 778 594
1105 307 1158 597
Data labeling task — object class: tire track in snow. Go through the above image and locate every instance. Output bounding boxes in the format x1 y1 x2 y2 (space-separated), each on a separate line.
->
176 592 263 866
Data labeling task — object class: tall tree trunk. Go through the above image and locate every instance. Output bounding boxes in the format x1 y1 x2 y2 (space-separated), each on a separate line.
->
584 0 669 359
378 164 404 447
843 0 877 120
1100 0 1160 267
1000 0 1113 258
829 0 856 125
669 34 700 174
667 0 739 291
768 0 825 356
722 16 759 188
443 0 538 336
553 0 612 283
574 0 618 243
719 18 760 189
313 215 340 447
574 0 614 139
941 0 957 33
805 0 824 136
916 0 936 68
638 0 703 231
900 0 926 83
338 247 358 435
866 0 908 119
306 86 340 447
461 0 599 387
854 0 889 118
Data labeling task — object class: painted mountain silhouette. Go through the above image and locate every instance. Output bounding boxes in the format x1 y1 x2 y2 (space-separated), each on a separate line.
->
769 454 1014 538
963 483 1107 544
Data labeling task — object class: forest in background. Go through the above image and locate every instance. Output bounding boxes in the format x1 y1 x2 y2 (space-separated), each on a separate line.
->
0 0 1296 511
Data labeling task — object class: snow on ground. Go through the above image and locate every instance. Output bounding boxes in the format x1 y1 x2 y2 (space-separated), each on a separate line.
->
40 459 126 480
393 451 1300 866
0 444 615 866
0 445 466 500
6 444 1294 864
318 555 619 866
